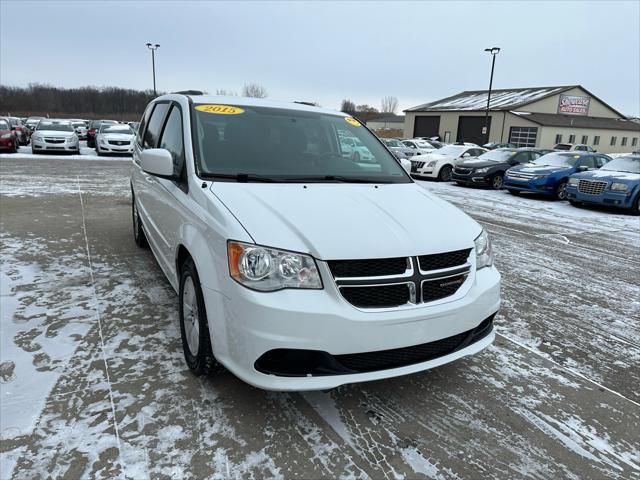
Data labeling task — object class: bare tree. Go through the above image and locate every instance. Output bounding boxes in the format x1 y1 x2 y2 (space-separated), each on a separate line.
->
242 83 268 98
340 99 356 113
356 104 378 113
381 96 399 114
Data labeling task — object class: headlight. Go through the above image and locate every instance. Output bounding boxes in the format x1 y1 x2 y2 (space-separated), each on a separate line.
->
568 177 579 185
474 229 493 270
99 138 107 144
32 134 42 141
475 167 490 173
228 241 322 291
611 183 628 191
68 136 78 143
427 160 437 167
1 133 11 139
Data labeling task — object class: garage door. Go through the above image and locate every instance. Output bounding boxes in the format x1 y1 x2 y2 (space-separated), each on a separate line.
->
456 116 491 145
413 116 440 138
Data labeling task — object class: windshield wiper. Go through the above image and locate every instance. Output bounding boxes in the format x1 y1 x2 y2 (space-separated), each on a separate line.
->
283 175 390 184
200 173 280 183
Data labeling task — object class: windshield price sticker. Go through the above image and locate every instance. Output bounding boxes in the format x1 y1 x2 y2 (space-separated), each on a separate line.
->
345 117 361 126
196 105 245 115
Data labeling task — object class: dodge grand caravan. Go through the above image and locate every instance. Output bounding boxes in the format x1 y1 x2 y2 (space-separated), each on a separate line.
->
130 94 501 391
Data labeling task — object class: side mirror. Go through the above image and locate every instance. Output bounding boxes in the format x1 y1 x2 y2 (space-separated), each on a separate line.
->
140 149 175 178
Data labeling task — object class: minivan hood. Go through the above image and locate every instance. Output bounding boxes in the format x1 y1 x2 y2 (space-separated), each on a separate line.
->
210 183 481 260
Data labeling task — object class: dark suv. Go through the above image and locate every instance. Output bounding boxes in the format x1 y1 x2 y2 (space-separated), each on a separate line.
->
87 119 117 148
452 148 543 190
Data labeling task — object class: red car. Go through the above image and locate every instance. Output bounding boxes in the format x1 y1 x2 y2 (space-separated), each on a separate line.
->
0 117 18 153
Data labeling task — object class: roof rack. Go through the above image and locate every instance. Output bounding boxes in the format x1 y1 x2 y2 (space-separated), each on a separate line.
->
172 90 204 96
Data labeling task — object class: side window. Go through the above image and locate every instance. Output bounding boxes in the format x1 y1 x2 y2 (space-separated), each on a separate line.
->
581 156 596 169
136 105 154 146
158 106 185 177
143 103 170 149
595 155 608 168
511 152 528 163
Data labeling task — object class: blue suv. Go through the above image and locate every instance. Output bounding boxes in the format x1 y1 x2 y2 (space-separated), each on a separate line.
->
566 154 640 215
504 151 611 200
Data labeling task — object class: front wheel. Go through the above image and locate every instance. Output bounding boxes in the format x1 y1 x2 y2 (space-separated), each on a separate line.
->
556 180 568 201
179 259 223 376
438 165 453 182
507 189 520 196
490 173 504 190
631 194 640 216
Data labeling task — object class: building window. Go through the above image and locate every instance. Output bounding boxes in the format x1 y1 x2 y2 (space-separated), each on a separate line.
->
610 137 617 146
569 134 576 143
555 134 563 144
509 127 538 148
594 136 600 145
633 138 638 147
581 135 588 144
621 137 628 146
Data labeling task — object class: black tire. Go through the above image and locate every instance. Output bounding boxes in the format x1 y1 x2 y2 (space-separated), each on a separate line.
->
507 189 520 196
132 194 148 248
438 165 453 182
555 180 568 201
569 200 581 208
179 258 222 376
490 173 504 190
631 194 640 216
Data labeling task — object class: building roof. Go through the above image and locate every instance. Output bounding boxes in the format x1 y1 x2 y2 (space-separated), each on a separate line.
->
366 114 405 124
512 112 640 132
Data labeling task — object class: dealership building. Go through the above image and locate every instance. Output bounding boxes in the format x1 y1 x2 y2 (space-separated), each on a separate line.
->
404 85 639 153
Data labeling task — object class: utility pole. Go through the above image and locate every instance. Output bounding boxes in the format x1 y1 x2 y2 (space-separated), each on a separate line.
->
146 43 160 96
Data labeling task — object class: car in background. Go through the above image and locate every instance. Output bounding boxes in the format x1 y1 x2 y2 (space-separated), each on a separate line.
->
553 143 596 152
453 148 543 190
5 117 28 145
381 138 417 159
565 155 640 215
95 123 135 155
71 120 88 140
402 139 437 155
414 137 445 148
339 135 375 163
504 151 611 200
483 142 516 150
87 119 118 148
0 118 18 153
128 121 140 131
411 145 487 181
24 116 44 137
31 119 80 154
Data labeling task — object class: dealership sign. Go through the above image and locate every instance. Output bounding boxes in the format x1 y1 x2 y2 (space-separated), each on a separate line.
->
557 95 590 116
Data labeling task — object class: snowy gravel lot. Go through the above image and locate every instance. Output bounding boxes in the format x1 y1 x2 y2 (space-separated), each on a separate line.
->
1 148 639 479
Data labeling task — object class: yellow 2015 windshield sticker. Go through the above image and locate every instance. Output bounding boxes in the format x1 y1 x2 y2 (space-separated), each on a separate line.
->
196 104 245 115
344 117 361 126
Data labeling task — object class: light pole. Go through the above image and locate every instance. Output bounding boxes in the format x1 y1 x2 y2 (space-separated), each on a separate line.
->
483 47 500 144
146 43 160 96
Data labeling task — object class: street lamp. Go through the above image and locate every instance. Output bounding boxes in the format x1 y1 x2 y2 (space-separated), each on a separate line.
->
483 47 500 144
146 43 160 96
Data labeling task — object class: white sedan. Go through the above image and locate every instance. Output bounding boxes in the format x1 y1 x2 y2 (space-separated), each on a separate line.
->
410 145 487 181
96 124 135 155
402 139 437 155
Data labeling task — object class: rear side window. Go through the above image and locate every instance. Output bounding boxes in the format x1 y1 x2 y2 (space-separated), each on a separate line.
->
143 103 170 149
159 106 185 177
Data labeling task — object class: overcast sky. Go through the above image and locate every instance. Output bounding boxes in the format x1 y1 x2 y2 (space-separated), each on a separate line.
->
1 0 639 115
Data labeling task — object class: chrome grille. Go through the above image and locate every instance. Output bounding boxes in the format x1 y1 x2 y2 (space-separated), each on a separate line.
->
455 167 472 175
577 179 607 195
507 171 537 180
411 161 426 169
44 137 65 144
109 140 130 146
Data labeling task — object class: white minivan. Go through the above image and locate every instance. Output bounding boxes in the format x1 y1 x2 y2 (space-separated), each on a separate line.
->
130 94 501 391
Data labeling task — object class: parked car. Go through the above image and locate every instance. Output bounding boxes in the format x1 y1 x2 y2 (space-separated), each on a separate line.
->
95 124 135 155
87 119 118 148
483 142 516 150
411 145 487 181
24 116 44 137
31 119 80 154
381 138 417 159
453 148 543 190
414 137 445 148
130 94 500 390
553 143 596 152
503 151 611 200
5 117 28 145
402 139 437 155
339 135 375 162
71 120 88 140
128 121 140 131
565 155 639 214
0 118 18 153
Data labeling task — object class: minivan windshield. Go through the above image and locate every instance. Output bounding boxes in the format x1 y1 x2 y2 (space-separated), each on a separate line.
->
532 153 579 167
601 156 640 174
193 105 410 183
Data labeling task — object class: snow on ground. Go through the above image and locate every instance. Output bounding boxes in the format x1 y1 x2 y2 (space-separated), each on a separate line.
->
1 155 639 479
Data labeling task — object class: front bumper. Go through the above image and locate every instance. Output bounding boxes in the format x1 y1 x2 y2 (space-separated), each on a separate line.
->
97 142 133 154
0 138 16 150
31 139 79 152
503 175 557 195
565 185 637 209
452 172 491 186
204 265 501 390
410 163 437 178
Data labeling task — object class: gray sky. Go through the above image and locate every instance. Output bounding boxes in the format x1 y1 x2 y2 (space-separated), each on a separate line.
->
1 0 639 115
